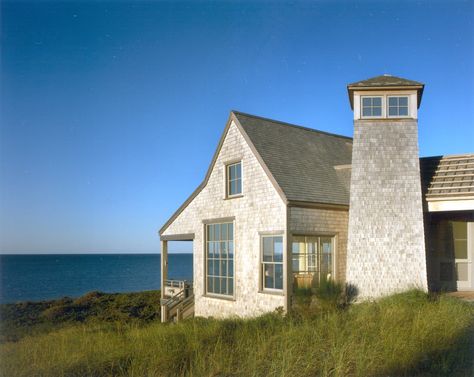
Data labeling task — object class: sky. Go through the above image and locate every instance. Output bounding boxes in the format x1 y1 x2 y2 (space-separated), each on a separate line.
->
1 0 473 254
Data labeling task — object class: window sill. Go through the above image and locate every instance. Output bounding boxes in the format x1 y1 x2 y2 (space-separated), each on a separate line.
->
224 194 243 200
203 293 236 302
259 289 284 296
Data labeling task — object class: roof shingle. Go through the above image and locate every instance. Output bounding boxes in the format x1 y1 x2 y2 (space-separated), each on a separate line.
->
233 111 353 205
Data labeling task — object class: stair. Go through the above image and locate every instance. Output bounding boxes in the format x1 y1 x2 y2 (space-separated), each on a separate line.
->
161 280 194 322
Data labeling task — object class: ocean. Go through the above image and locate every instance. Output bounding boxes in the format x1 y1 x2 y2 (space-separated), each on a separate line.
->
0 253 193 304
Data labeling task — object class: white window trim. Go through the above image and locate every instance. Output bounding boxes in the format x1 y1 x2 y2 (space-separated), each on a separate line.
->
225 160 243 199
260 234 284 293
386 95 411 119
360 95 384 119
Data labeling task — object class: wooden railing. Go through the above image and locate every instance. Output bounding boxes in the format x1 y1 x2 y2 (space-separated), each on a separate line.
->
161 280 194 322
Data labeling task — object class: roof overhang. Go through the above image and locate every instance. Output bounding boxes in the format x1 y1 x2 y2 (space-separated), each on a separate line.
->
347 85 425 110
427 198 474 212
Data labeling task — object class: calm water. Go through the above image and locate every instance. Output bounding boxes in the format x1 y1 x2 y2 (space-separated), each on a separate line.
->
0 254 192 304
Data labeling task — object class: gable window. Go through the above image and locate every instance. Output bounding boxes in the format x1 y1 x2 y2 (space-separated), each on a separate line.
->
388 96 409 117
226 162 242 197
206 222 234 297
261 235 283 291
361 96 382 118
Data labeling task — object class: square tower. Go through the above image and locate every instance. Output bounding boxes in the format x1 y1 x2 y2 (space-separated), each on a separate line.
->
346 74 428 298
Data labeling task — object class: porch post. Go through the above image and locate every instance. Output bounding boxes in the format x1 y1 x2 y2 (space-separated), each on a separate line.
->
161 240 168 322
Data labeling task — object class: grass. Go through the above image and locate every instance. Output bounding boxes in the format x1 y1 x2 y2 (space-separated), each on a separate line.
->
0 290 473 377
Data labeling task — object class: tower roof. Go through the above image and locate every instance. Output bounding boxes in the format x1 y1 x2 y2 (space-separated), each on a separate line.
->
347 74 424 109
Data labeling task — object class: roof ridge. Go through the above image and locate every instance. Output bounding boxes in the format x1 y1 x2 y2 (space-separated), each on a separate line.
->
231 110 353 141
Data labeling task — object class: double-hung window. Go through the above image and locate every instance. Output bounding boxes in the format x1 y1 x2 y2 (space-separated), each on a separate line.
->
261 235 283 291
226 162 242 197
206 222 234 297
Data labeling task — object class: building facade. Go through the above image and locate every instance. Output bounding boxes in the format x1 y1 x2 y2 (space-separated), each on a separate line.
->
159 75 474 321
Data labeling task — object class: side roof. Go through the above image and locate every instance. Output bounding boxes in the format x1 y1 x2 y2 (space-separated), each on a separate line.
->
234 111 352 205
159 111 353 235
420 154 474 201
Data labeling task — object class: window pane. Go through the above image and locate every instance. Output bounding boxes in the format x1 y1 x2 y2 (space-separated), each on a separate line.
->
214 258 220 276
230 180 237 195
388 107 398 116
220 241 227 258
454 240 468 259
274 237 283 262
372 97 382 106
399 97 408 106
456 263 468 281
208 259 213 276
372 107 381 116
228 260 234 277
229 241 234 257
362 97 371 106
208 242 214 258
221 260 227 277
221 224 228 240
215 224 220 241
263 237 273 261
452 221 467 239
227 278 234 296
292 257 300 272
228 223 233 239
208 277 213 293
264 264 274 289
236 179 242 194
399 107 408 116
229 165 235 180
236 163 241 179
275 264 283 289
214 277 220 293
221 278 227 295
208 225 214 241
362 108 372 117
388 97 398 106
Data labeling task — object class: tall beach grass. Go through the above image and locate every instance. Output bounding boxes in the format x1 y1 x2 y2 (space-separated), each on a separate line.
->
1 290 473 377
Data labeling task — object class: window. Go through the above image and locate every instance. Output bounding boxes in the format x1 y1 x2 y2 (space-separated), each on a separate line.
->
261 236 283 291
292 236 334 288
226 162 242 197
388 96 409 117
206 222 234 296
361 96 382 118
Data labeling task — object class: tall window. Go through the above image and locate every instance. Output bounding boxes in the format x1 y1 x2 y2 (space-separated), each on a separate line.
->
262 236 283 291
206 222 234 296
226 162 242 197
361 96 382 117
388 96 409 117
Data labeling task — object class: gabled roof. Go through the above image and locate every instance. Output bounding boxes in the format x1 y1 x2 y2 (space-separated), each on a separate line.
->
160 111 353 235
347 74 424 109
234 112 352 206
420 154 474 201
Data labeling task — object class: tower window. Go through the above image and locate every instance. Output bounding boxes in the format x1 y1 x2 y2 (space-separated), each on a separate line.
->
361 96 383 118
388 96 409 117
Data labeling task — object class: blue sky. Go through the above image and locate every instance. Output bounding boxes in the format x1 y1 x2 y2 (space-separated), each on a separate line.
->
1 0 473 254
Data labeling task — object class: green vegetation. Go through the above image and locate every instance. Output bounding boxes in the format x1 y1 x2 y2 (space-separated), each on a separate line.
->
0 290 161 342
1 290 473 377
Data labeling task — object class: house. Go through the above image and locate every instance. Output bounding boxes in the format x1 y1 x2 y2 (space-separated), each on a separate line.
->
158 75 474 322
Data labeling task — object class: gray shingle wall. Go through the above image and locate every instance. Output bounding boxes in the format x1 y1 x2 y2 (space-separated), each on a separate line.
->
162 121 286 317
346 120 428 298
289 207 349 282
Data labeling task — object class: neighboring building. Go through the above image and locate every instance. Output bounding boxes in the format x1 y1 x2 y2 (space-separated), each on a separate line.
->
159 75 474 321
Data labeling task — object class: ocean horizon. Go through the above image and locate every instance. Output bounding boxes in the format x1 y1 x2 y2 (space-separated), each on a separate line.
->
0 253 193 304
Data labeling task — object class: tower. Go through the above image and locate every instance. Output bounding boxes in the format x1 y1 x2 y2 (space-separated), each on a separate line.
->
346 74 428 298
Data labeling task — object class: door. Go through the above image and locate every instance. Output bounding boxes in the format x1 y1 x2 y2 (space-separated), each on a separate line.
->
437 221 473 290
